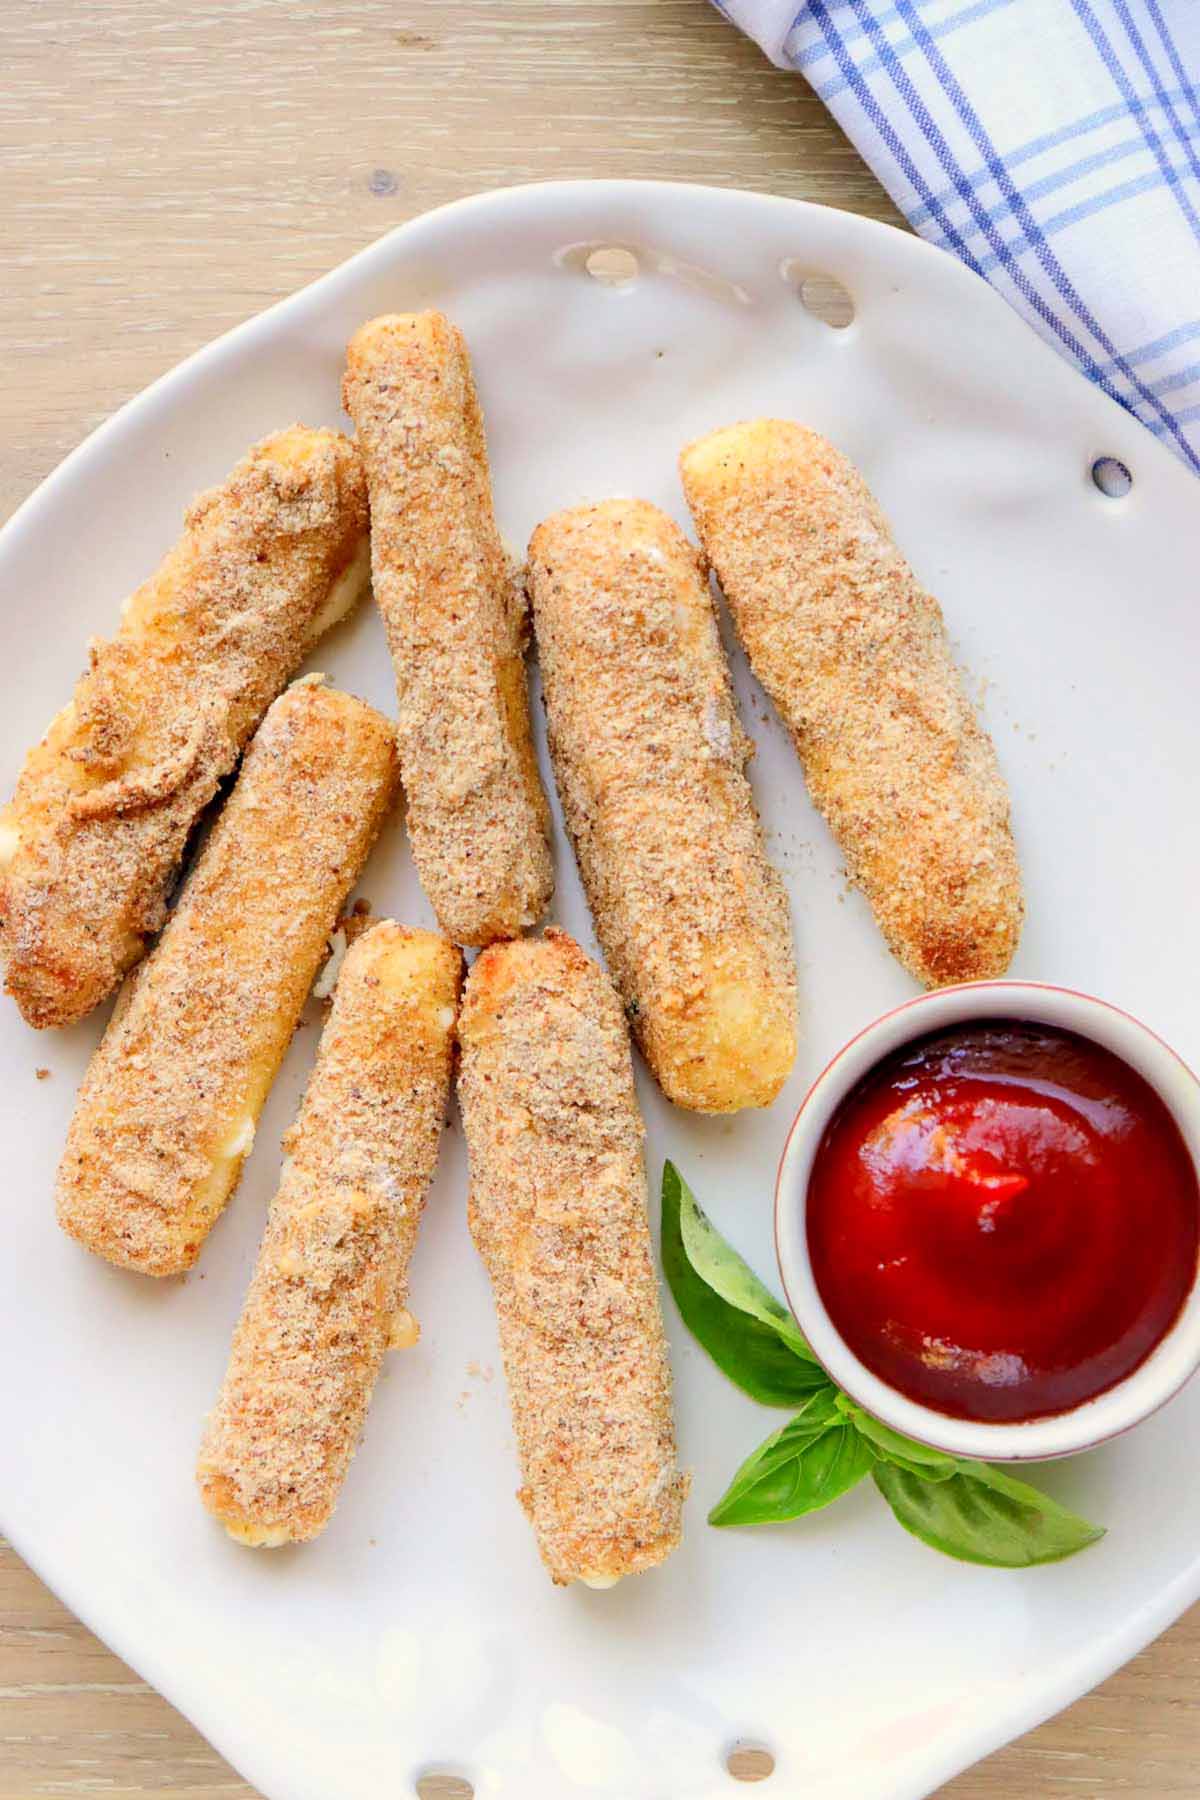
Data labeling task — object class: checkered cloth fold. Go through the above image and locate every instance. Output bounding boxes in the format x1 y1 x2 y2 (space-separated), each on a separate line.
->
717 0 1200 470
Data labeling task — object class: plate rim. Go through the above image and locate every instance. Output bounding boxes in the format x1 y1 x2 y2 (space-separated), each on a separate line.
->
2 177 1196 1800
3 176 1189 564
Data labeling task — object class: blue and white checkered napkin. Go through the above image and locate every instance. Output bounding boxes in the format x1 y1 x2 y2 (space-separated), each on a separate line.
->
716 0 1200 471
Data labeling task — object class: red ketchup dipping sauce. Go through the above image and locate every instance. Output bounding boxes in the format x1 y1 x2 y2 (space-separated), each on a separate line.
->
807 1021 1200 1423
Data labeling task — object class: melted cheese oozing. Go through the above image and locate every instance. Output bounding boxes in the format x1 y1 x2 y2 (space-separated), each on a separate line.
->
312 928 348 1000
303 534 372 647
225 1519 293 1548
221 1116 257 1159
388 1308 420 1350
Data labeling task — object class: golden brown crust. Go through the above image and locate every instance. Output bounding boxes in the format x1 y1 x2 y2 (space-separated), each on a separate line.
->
55 679 399 1276
0 427 370 1029
528 500 797 1113
680 420 1023 987
342 311 553 946
457 929 688 1587
198 923 462 1545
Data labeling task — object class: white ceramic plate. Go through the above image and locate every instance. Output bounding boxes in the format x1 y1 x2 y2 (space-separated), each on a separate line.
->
1 181 1196 1800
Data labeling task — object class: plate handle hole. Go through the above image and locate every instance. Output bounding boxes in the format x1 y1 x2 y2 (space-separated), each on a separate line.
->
726 1741 776 1783
415 1773 474 1799
586 245 639 288
1091 455 1132 498
799 274 855 329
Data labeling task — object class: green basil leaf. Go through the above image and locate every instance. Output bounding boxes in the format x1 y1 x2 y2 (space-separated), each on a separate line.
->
873 1459 1105 1567
846 1408 958 1482
709 1393 875 1527
669 1163 813 1357
661 1162 826 1407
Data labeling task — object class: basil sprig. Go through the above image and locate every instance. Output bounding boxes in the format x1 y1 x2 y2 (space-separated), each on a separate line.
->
708 1390 875 1526
871 1459 1104 1566
662 1162 1103 1567
661 1161 828 1407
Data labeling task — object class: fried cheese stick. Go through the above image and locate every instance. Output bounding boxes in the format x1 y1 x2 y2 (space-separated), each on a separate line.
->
342 311 553 946
680 421 1022 988
56 678 399 1276
528 500 797 1113
0 428 371 1029
197 922 461 1546
458 930 688 1587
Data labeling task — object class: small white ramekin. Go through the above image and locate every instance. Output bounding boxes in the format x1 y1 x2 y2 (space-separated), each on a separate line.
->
775 981 1200 1462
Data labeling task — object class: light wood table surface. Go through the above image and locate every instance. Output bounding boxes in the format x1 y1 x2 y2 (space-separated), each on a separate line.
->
1 3 1196 1796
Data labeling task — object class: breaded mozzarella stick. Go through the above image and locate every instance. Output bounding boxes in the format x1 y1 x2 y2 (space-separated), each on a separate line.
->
0 427 371 1029
198 923 461 1546
56 679 399 1276
343 311 552 945
681 420 1022 988
528 500 797 1113
458 930 688 1587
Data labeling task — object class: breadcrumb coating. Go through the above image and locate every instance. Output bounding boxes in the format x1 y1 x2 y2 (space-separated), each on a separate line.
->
528 500 797 1113
343 311 552 946
458 930 688 1587
0 427 370 1028
198 923 461 1546
681 420 1022 987
55 678 399 1276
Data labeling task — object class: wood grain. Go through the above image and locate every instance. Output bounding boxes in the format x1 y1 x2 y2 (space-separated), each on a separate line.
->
0 2 1194 1796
